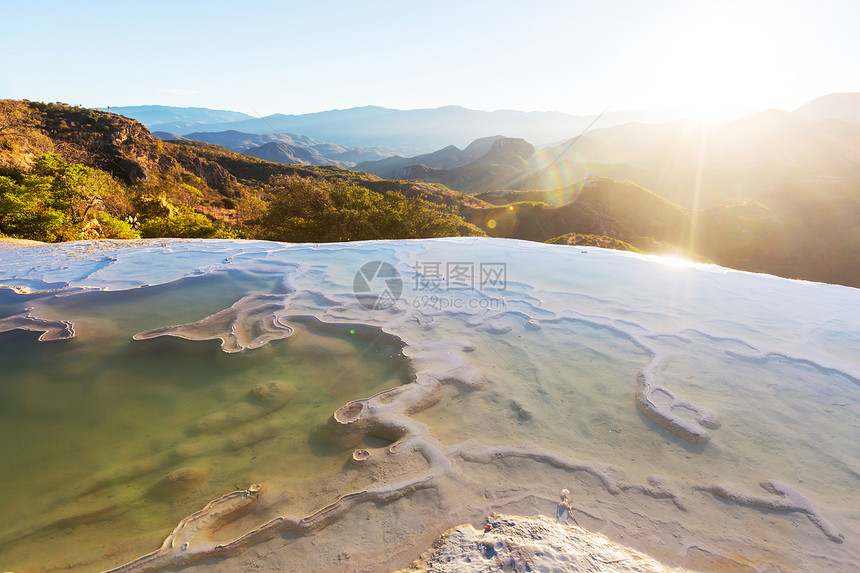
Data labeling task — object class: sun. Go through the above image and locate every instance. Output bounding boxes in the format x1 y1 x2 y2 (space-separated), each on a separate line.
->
641 3 793 121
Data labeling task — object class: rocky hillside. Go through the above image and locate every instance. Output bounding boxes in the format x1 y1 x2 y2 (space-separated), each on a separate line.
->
3 100 858 288
469 177 860 288
1 100 238 191
465 179 690 246
0 100 485 243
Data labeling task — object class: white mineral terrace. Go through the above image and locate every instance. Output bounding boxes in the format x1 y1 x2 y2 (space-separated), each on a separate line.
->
0 237 857 572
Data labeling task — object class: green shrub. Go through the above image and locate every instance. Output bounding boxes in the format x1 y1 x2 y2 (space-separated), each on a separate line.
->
0 153 138 242
254 175 464 242
0 173 75 241
95 212 140 239
133 193 175 219
139 212 217 238
210 225 243 239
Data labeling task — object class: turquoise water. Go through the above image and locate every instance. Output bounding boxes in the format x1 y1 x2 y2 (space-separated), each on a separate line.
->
1 238 858 573
0 273 409 572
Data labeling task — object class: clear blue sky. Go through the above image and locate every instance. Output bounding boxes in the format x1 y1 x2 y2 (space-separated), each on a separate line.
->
2 0 858 119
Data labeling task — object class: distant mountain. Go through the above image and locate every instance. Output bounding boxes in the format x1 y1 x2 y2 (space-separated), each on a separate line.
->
474 138 534 167
150 105 675 152
313 143 390 165
795 93 860 123
521 109 860 209
633 114 849 200
357 137 538 193
179 129 323 151
353 101 860 204
356 135 506 178
151 131 184 141
462 136 506 158
117 95 860 161
104 105 253 128
152 129 389 167
243 141 332 166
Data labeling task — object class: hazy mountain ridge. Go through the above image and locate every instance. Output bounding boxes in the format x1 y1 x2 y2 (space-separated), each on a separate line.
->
367 103 860 210
243 141 332 165
357 137 537 194
355 136 506 178
112 96 860 167
152 129 389 168
476 138 535 166
143 105 677 152
103 105 254 128
530 109 860 209
794 92 860 123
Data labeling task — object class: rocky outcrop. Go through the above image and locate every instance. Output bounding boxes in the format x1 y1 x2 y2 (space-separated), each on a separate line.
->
4 101 239 194
43 104 167 183
399 513 695 573
396 164 442 180
475 137 535 166
170 149 238 194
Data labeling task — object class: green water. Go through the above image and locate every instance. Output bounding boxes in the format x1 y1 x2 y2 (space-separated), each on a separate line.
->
413 318 860 505
412 318 652 456
0 275 409 572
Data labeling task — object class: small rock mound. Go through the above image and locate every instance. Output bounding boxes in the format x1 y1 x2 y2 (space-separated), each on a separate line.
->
399 513 695 573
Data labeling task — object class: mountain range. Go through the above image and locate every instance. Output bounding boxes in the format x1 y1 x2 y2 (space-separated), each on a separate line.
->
151 130 389 168
2 95 859 289
351 95 860 209
354 136 505 178
104 105 253 131
116 104 678 153
134 95 860 211
794 92 860 123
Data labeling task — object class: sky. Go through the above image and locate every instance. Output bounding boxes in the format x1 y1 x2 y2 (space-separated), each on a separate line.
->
2 0 858 120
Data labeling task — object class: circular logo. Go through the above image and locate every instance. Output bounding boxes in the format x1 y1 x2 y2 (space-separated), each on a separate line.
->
353 261 403 310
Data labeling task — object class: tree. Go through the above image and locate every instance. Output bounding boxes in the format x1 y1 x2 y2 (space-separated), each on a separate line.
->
0 100 40 151
254 175 464 242
0 153 135 241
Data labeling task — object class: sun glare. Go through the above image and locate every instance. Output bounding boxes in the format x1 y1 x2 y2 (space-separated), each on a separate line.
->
644 4 792 121
652 254 699 268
